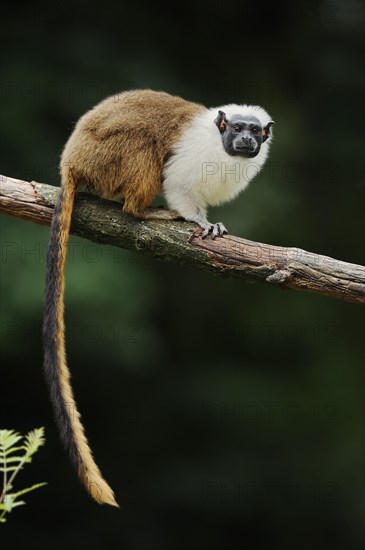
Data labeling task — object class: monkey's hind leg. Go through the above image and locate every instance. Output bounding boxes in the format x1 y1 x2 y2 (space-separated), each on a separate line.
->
134 207 183 221
121 164 183 222
122 192 182 222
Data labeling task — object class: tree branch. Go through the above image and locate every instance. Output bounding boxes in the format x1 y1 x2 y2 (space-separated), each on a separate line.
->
1 174 364 305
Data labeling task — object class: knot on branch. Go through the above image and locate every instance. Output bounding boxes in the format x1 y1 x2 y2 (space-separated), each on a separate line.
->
266 270 291 284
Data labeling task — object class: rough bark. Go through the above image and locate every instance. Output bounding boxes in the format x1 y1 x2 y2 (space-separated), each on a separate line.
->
1 174 364 305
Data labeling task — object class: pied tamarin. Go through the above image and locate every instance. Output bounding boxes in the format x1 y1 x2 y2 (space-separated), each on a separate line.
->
43 89 274 507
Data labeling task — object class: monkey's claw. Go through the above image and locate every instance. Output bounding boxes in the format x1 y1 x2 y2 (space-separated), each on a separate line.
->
201 222 227 239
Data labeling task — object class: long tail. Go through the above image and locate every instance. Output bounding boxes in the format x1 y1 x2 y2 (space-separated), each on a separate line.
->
42 171 118 507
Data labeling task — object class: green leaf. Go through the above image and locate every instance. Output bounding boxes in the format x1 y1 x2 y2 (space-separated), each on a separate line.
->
1 446 26 456
23 428 45 458
0 456 24 464
2 494 15 512
1 495 25 512
10 501 26 509
0 427 47 524
11 482 47 499
0 431 23 451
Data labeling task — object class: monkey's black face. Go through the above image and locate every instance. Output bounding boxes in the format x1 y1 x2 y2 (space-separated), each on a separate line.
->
214 111 274 158
224 115 263 158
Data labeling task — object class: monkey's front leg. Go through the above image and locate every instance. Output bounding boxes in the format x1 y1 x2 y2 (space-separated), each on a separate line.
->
135 206 226 239
165 196 227 239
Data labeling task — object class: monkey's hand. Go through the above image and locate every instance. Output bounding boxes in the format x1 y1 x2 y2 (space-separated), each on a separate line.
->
170 206 227 240
201 222 227 239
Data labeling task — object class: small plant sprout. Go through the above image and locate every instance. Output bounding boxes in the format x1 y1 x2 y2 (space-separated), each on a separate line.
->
0 427 47 523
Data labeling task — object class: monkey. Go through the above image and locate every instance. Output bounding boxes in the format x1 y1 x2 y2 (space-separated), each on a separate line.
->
43 89 274 507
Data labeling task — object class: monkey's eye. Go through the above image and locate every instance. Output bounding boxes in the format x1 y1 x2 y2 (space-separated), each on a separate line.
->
233 126 241 132
252 127 260 135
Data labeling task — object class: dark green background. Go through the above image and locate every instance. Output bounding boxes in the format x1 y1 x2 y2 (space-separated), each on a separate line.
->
1 1 364 549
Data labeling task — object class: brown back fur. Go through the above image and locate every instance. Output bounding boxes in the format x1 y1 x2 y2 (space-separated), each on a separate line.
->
61 90 205 215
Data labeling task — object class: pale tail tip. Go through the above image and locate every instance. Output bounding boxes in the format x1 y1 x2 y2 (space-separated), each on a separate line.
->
105 494 119 508
88 478 119 508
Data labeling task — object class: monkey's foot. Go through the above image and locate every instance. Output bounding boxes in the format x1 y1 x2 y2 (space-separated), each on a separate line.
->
201 222 227 239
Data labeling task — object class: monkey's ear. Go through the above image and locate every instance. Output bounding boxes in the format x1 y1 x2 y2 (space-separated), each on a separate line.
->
262 121 275 142
214 110 228 134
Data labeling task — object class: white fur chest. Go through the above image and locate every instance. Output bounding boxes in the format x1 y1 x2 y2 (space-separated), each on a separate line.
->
192 148 268 207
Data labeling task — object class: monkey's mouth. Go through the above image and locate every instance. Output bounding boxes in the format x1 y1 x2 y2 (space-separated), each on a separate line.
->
233 145 259 157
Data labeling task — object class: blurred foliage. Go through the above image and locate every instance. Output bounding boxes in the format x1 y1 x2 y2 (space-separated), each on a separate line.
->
0 0 364 549
0 428 47 523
